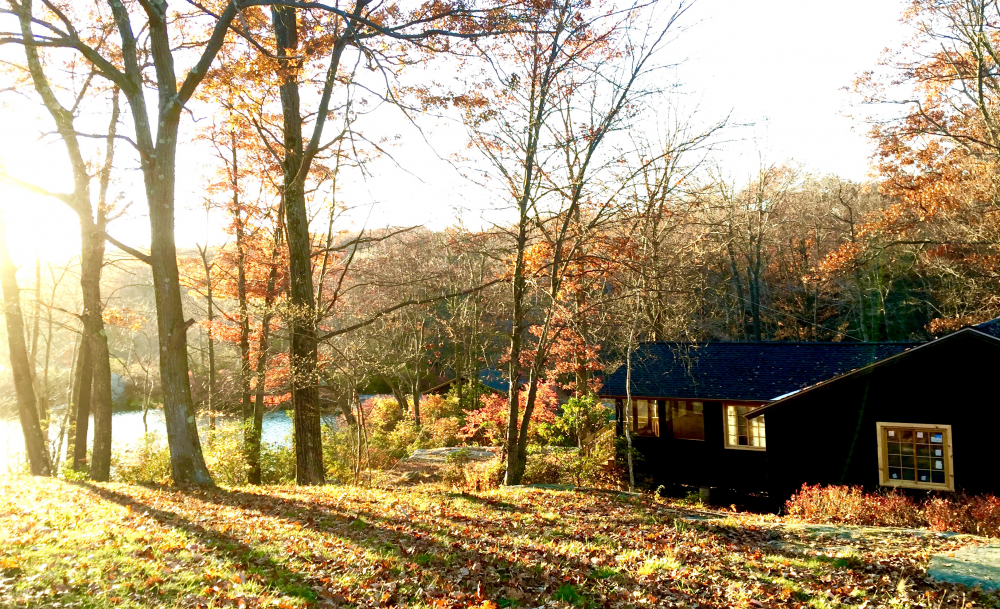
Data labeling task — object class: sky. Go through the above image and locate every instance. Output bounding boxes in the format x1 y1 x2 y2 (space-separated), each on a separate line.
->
0 0 912 268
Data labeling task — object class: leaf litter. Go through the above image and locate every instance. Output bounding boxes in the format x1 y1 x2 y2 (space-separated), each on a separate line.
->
1 477 998 608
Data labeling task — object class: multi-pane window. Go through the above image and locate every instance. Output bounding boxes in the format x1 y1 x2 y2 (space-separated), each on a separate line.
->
668 400 704 440
878 423 952 490
630 399 658 436
724 405 766 449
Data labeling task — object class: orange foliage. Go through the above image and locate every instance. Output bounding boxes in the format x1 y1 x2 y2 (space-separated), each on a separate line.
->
459 381 559 445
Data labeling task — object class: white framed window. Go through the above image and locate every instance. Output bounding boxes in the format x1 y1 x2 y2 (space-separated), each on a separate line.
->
876 422 954 491
724 404 766 450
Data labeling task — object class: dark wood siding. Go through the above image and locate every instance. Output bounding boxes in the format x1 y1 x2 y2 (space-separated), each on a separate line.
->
621 400 768 492
763 332 1000 503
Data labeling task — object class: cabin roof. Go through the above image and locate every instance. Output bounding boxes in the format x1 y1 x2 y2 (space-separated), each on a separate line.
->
598 341 915 402
745 326 1000 418
975 318 1000 339
423 368 510 395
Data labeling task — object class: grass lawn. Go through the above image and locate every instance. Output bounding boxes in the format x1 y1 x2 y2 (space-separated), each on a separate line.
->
0 477 996 608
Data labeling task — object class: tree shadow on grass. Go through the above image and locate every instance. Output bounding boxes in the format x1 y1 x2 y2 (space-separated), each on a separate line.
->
144 484 665 607
75 482 325 606
443 491 518 511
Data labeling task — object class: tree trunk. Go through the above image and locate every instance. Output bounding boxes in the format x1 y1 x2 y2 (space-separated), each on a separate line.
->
81 217 115 481
147 148 214 485
248 309 273 486
198 245 217 431
232 134 253 425
411 385 421 427
29 257 47 436
385 376 409 415
61 334 79 468
0 214 51 476
71 333 93 471
273 5 324 485
504 212 529 485
42 266 56 441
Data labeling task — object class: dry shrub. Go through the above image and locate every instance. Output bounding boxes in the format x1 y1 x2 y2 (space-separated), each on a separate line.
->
442 450 504 491
925 495 1000 537
785 485 922 527
466 457 504 491
785 484 1000 536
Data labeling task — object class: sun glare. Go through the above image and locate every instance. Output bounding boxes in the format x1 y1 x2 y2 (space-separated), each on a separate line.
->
0 182 81 268
0 106 84 268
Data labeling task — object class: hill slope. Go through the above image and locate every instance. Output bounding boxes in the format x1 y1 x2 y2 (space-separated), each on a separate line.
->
0 478 992 608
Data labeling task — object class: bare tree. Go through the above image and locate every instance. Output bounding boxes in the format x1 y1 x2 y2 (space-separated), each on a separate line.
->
0 212 50 476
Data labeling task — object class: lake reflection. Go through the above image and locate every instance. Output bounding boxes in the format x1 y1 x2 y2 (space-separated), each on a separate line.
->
0 406 349 474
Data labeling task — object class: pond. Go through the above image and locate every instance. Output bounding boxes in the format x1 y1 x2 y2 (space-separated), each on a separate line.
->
0 401 372 474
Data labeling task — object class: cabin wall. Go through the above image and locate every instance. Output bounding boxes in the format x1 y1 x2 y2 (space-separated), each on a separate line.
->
764 337 1000 503
623 400 768 493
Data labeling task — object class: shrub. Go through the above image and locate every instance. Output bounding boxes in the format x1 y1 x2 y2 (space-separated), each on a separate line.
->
201 429 249 486
421 393 465 422
539 395 612 447
425 416 462 448
111 426 298 486
111 432 171 484
366 396 406 435
925 494 1000 537
523 449 563 484
439 449 505 490
442 448 474 485
258 442 296 484
785 484 1000 536
784 484 923 527
459 381 560 445
467 456 505 490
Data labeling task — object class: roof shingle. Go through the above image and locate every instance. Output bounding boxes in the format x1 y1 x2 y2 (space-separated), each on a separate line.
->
598 342 915 401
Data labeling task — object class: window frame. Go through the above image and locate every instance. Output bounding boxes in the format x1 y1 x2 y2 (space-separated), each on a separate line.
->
722 403 767 451
876 422 954 491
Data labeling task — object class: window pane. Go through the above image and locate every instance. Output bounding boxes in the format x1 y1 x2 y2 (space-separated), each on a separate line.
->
881 426 949 488
725 404 764 448
672 401 705 440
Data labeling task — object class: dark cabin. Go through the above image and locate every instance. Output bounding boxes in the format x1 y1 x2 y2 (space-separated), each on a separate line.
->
424 368 510 396
748 327 1000 503
598 341 913 495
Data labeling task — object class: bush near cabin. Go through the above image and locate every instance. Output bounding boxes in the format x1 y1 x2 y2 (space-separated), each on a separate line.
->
785 484 1000 537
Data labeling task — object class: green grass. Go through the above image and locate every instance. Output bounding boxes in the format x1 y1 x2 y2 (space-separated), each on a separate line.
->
1 476 995 609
